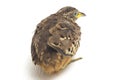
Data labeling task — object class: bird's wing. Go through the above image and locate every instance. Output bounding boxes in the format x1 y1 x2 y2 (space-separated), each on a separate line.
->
31 17 58 64
47 21 81 56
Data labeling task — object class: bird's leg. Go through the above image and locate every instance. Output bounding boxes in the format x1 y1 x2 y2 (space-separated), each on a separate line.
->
69 57 82 64
61 57 82 70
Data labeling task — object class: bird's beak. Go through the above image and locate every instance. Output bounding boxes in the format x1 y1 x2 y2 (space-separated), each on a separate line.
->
76 12 86 18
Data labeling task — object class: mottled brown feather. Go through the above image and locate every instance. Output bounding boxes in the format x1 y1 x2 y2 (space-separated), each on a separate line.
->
31 6 84 74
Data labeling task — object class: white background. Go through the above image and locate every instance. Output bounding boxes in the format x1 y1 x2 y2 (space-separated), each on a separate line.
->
0 0 120 80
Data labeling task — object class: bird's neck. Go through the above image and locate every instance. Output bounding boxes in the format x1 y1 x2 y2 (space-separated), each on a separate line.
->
64 16 75 23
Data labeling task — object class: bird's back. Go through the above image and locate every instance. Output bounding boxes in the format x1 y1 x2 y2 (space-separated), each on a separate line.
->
31 14 58 64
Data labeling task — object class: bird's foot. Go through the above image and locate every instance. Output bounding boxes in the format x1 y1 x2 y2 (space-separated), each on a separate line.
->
69 57 82 64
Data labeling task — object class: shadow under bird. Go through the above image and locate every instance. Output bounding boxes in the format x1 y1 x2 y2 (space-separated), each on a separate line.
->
31 6 86 74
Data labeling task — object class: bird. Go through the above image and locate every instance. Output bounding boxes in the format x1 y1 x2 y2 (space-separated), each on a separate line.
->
31 6 86 74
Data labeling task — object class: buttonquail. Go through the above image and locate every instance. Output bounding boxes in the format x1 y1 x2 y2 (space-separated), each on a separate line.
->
31 6 85 74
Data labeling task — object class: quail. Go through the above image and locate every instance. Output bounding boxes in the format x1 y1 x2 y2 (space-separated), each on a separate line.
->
31 6 86 74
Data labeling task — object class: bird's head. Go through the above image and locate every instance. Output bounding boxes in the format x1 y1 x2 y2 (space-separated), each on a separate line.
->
57 6 86 21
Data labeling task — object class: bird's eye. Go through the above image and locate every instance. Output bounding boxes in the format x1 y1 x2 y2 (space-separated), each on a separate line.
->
74 12 77 16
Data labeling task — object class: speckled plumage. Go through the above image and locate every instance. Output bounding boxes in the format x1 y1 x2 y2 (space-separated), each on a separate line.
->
31 6 85 74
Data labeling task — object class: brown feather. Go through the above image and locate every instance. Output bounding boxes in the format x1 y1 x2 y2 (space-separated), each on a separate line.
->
31 6 84 74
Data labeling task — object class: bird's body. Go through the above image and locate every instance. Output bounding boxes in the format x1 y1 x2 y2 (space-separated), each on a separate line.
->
31 6 85 74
